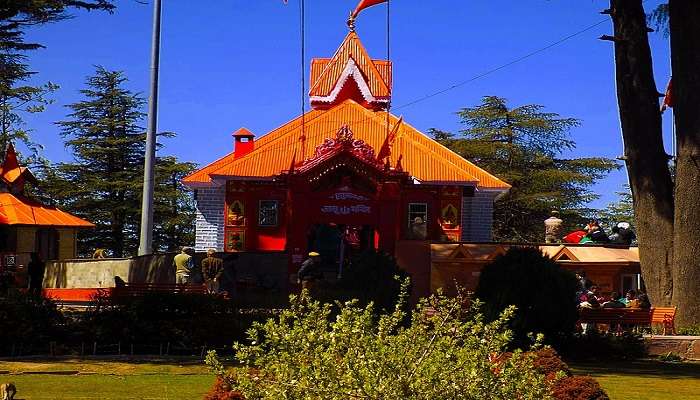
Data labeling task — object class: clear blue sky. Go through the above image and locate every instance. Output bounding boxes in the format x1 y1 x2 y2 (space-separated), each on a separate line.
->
23 0 672 208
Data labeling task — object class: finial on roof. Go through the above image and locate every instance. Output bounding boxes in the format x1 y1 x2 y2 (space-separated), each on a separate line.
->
347 11 356 32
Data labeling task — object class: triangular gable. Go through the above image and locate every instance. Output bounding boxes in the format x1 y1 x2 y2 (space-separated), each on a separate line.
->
309 32 391 105
448 244 474 260
551 246 580 262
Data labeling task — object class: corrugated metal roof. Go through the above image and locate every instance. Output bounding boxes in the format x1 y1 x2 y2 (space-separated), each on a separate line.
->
185 99 510 189
0 193 94 227
308 31 391 99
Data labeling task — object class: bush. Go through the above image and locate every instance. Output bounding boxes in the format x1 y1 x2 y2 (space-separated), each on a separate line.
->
475 247 579 348
207 281 554 399
532 347 572 379
204 377 245 400
0 290 66 354
326 248 410 313
559 331 646 361
552 376 609 400
75 292 250 348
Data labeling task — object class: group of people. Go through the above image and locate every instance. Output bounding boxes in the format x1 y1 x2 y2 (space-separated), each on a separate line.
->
575 270 651 310
564 220 636 245
173 247 236 294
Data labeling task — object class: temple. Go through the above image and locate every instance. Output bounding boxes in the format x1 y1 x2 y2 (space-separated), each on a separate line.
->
0 144 93 270
184 32 510 271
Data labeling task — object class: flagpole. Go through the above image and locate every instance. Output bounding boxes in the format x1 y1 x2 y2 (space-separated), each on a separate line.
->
299 0 307 161
386 0 391 165
138 0 162 256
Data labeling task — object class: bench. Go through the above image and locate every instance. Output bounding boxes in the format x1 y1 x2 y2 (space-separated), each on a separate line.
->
578 307 677 335
113 283 207 297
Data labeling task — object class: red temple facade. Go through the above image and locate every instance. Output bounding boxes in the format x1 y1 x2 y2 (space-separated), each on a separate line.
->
184 32 510 272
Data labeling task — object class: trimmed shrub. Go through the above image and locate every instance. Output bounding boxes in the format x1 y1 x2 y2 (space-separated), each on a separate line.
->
475 247 579 348
532 347 572 379
560 331 646 361
0 290 66 354
75 292 250 348
322 248 410 313
552 376 609 400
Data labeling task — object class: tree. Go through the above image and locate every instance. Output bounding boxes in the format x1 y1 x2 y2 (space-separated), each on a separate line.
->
597 186 635 232
432 96 618 242
152 156 197 252
0 1 114 162
475 247 579 349
43 67 195 257
607 0 700 325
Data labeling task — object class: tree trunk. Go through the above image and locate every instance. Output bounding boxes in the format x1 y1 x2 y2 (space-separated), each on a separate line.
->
610 0 675 306
669 0 700 325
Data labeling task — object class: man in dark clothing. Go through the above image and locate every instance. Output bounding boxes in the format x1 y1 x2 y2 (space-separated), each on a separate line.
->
297 252 322 292
27 252 45 294
201 248 224 294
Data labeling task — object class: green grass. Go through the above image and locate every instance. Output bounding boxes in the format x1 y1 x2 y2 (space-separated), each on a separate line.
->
3 357 700 399
570 359 700 400
0 357 215 400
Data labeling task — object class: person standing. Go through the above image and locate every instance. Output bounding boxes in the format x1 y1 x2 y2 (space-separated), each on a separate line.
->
297 252 322 292
173 247 194 285
27 252 45 295
201 248 224 294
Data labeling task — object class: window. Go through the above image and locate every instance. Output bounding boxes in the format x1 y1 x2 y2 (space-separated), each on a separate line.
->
621 274 641 294
408 203 428 240
259 200 279 227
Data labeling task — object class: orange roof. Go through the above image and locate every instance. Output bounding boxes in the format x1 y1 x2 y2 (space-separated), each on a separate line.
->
0 193 94 227
185 99 510 190
309 31 391 104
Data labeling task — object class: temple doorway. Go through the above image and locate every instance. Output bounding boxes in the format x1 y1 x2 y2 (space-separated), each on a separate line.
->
307 223 376 277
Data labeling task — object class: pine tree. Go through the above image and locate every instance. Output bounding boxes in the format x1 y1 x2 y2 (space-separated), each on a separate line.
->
432 96 618 242
51 67 145 257
152 156 197 252
44 67 197 257
0 1 114 162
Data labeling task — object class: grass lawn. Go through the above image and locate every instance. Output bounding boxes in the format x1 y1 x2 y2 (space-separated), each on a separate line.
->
570 359 700 400
0 357 215 400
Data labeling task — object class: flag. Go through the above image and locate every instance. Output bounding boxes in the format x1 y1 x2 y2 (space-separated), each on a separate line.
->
377 116 402 161
351 0 388 19
661 78 673 113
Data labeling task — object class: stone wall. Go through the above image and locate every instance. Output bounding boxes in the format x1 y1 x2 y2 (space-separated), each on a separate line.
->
194 185 225 252
645 336 700 360
43 252 289 291
461 190 498 242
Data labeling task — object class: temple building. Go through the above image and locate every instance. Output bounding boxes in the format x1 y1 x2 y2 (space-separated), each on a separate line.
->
184 31 509 270
0 144 93 272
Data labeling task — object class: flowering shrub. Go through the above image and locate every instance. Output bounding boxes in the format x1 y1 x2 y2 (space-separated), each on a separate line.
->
203 377 245 400
207 280 554 399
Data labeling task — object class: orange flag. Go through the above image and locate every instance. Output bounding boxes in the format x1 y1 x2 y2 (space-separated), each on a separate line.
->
377 116 402 162
660 78 673 113
352 0 388 18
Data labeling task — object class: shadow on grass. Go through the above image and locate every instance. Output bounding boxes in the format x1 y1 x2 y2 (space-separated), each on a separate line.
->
571 359 700 380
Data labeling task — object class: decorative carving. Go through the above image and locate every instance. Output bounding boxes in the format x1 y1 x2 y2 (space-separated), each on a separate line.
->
305 125 383 169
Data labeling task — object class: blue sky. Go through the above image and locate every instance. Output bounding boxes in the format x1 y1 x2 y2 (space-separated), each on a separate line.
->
22 0 672 208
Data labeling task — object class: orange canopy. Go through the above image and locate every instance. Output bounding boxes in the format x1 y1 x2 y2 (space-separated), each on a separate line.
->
0 192 94 227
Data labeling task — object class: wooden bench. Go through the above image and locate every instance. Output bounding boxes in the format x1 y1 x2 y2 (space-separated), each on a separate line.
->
578 307 677 335
113 283 207 297
651 307 677 335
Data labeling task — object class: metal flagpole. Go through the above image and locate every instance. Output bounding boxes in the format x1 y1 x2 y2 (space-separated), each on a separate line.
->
138 0 163 256
385 0 391 164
